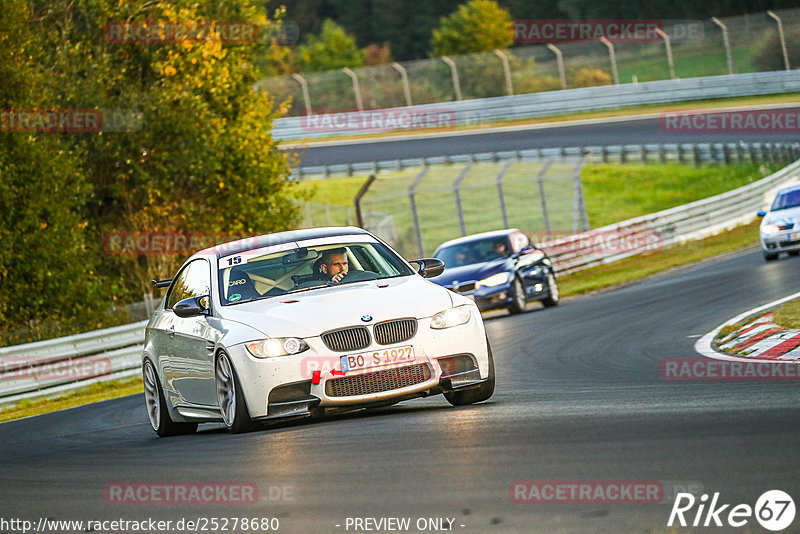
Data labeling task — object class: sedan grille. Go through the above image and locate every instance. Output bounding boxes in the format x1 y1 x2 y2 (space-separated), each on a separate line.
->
321 326 370 352
325 364 431 397
374 319 417 345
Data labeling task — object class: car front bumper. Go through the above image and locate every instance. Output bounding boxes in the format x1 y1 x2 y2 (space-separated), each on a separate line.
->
761 229 800 254
227 313 490 420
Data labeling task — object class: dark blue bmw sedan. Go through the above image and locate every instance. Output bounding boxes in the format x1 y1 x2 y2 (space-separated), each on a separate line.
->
430 229 559 314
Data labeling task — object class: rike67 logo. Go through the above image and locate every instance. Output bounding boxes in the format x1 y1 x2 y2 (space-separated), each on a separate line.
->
668 490 795 531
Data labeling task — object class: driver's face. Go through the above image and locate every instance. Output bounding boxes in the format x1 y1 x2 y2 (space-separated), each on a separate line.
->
324 253 348 276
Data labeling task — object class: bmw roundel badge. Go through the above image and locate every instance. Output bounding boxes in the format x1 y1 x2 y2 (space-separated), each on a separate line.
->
361 315 373 323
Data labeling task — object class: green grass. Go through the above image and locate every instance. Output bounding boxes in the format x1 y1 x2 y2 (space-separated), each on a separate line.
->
773 299 800 330
557 220 760 297
299 162 778 255
0 377 143 423
615 46 756 83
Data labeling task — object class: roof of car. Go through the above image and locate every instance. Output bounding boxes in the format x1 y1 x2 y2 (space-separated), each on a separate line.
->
204 226 371 258
435 229 519 251
776 183 800 195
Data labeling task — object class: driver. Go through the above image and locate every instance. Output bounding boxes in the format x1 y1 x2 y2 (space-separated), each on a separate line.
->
319 247 349 283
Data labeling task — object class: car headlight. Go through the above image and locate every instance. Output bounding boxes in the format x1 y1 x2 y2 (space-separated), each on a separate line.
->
430 305 472 329
762 223 781 235
476 272 510 288
246 338 309 358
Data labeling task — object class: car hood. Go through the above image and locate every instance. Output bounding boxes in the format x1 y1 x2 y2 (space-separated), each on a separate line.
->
218 275 454 339
763 205 800 228
429 259 509 287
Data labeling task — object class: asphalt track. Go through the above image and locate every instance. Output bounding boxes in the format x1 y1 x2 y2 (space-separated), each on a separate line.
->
2 247 799 533
289 116 800 167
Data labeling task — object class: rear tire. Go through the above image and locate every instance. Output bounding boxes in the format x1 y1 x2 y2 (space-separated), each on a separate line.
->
764 251 779 261
215 352 256 434
143 359 197 437
540 271 559 308
444 341 495 406
789 250 800 257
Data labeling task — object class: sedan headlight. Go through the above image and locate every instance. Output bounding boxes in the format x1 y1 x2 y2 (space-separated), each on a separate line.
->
246 338 309 358
761 223 781 235
430 305 472 329
476 272 510 288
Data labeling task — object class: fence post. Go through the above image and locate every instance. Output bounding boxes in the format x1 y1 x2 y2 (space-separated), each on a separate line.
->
408 166 430 257
711 17 734 75
354 174 377 228
391 62 413 107
493 49 514 96
342 67 364 111
767 11 791 70
655 28 677 80
495 161 513 229
573 155 590 232
640 144 647 163
599 37 620 84
659 144 666 164
453 162 474 236
536 159 555 240
693 145 701 166
441 56 463 101
291 73 312 115
546 44 567 90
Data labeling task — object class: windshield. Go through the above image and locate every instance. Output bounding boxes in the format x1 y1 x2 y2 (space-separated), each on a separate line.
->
435 236 512 267
218 241 414 305
771 189 800 211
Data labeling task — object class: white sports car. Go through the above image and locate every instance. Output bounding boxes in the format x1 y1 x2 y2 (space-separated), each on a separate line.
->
758 183 800 261
142 227 494 436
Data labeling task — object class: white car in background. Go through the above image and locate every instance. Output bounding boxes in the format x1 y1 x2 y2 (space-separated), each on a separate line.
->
142 227 494 436
758 183 800 261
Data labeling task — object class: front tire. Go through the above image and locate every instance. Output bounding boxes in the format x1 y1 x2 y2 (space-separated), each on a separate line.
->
143 359 197 437
508 275 527 314
215 352 256 434
764 251 779 261
444 342 495 406
541 271 559 308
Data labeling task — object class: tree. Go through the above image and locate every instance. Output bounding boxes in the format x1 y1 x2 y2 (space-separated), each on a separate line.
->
430 0 513 57
298 19 364 72
0 0 106 343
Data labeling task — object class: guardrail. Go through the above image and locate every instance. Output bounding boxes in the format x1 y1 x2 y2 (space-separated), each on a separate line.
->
0 321 147 408
294 141 800 179
2 152 799 408
545 157 800 275
275 71 800 141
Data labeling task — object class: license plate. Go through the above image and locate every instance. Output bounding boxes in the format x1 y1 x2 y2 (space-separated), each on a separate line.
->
791 232 800 241
340 346 414 373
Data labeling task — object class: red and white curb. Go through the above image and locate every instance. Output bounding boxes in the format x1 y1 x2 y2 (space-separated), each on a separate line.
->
695 290 800 363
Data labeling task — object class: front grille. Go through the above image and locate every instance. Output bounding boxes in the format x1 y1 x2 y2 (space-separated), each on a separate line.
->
322 326 370 352
374 319 417 345
325 364 431 397
780 239 800 248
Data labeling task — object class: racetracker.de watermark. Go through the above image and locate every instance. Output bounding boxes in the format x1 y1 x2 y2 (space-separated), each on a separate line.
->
661 358 800 381
300 108 456 133
104 21 259 44
513 20 663 44
509 480 703 504
103 232 260 255
0 356 112 381
0 109 142 133
103 482 295 505
661 108 800 133
538 228 664 257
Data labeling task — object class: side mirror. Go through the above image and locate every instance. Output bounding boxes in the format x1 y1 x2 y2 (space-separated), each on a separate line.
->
174 295 211 318
757 210 767 217
410 258 445 279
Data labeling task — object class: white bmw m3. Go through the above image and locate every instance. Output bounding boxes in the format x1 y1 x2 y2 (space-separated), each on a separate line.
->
142 227 494 436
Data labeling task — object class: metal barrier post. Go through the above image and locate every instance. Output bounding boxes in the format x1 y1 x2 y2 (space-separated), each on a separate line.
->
536 159 555 240
291 74 312 115
408 166 430 257
573 155 590 232
711 17 734 75
391 62 413 107
495 161 513 229
546 44 567 90
767 11 791 70
453 162 474 236
493 49 514 96
354 174 377 228
655 29 677 80
441 57 462 101
599 37 620 84
342 67 364 111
